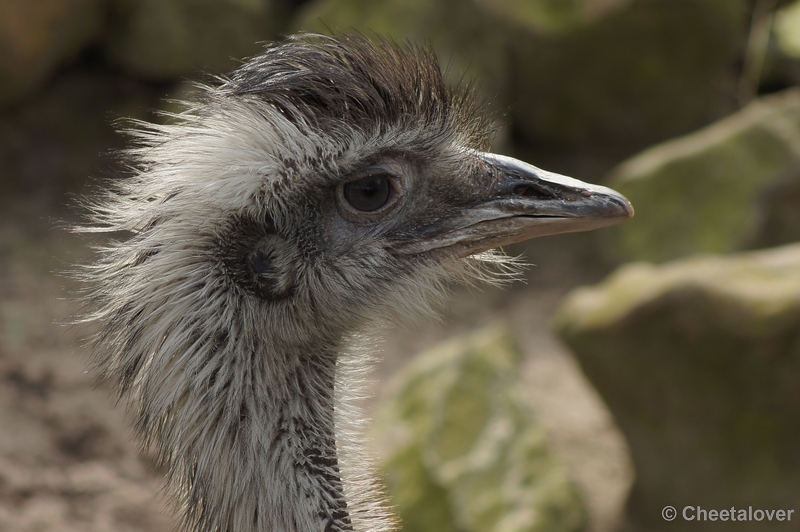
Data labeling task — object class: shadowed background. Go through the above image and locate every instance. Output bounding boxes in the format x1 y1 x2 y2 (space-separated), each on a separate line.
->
1 1 799 531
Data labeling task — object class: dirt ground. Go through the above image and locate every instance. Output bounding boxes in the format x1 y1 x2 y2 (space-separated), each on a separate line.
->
0 191 632 532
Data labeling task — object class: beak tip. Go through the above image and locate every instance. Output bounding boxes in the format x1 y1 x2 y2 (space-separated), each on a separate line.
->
616 196 635 219
597 187 634 222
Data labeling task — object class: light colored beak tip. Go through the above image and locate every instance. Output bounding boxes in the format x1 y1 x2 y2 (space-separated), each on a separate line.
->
604 189 634 220
621 198 635 218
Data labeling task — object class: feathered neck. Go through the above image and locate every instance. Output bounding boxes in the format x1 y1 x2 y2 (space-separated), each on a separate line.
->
174 341 350 532
127 323 393 532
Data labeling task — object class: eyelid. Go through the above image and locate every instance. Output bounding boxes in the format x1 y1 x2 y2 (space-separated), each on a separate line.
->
349 161 401 180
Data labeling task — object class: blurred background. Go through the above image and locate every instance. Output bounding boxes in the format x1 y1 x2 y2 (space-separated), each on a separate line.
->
1 0 800 531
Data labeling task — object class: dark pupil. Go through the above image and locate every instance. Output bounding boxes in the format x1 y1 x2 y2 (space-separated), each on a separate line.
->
344 175 392 212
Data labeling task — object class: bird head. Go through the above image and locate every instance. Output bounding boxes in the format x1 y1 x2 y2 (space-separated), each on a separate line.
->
79 33 633 532
88 35 630 354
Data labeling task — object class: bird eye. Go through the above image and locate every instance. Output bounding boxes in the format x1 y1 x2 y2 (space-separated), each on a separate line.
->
343 174 394 212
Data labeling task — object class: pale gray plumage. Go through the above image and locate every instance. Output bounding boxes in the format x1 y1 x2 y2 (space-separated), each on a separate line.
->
76 34 632 532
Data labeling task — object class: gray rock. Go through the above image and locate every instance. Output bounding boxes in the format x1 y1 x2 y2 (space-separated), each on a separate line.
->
555 244 800 531
293 0 632 111
373 323 587 532
763 0 800 90
0 0 105 107
106 0 283 81
295 0 749 174
604 88 800 263
775 0 800 60
510 0 749 171
293 0 510 113
0 71 161 197
472 0 631 34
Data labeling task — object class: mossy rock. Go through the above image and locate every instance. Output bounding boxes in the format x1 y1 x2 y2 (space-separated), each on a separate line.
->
293 0 510 110
373 323 587 532
762 0 800 96
555 244 800 531
106 0 284 81
293 0 632 101
774 0 800 61
510 0 748 171
604 88 800 263
0 0 104 107
295 0 748 173
0 71 162 197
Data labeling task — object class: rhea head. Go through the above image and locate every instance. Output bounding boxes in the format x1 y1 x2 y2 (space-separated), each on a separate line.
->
81 34 632 532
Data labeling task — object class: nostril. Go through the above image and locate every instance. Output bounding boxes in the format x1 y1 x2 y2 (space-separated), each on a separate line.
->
512 183 555 199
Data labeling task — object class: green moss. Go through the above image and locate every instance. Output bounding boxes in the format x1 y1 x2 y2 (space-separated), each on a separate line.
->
606 90 800 263
107 0 283 80
384 443 458 532
472 0 585 34
557 245 800 333
433 355 495 462
555 244 800 530
373 323 587 532
775 0 800 59
510 0 748 166
294 0 509 110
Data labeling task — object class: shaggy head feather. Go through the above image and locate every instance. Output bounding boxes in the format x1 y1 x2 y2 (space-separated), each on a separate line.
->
76 33 632 532
78 34 508 532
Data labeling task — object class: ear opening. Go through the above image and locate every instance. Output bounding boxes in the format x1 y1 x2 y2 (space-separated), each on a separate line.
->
216 215 300 301
248 234 299 300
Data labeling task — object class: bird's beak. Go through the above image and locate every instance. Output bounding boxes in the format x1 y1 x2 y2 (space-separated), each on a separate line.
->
397 152 634 259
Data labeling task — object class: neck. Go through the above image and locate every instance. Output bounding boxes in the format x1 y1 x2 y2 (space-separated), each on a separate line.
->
257 351 353 531
143 330 394 532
